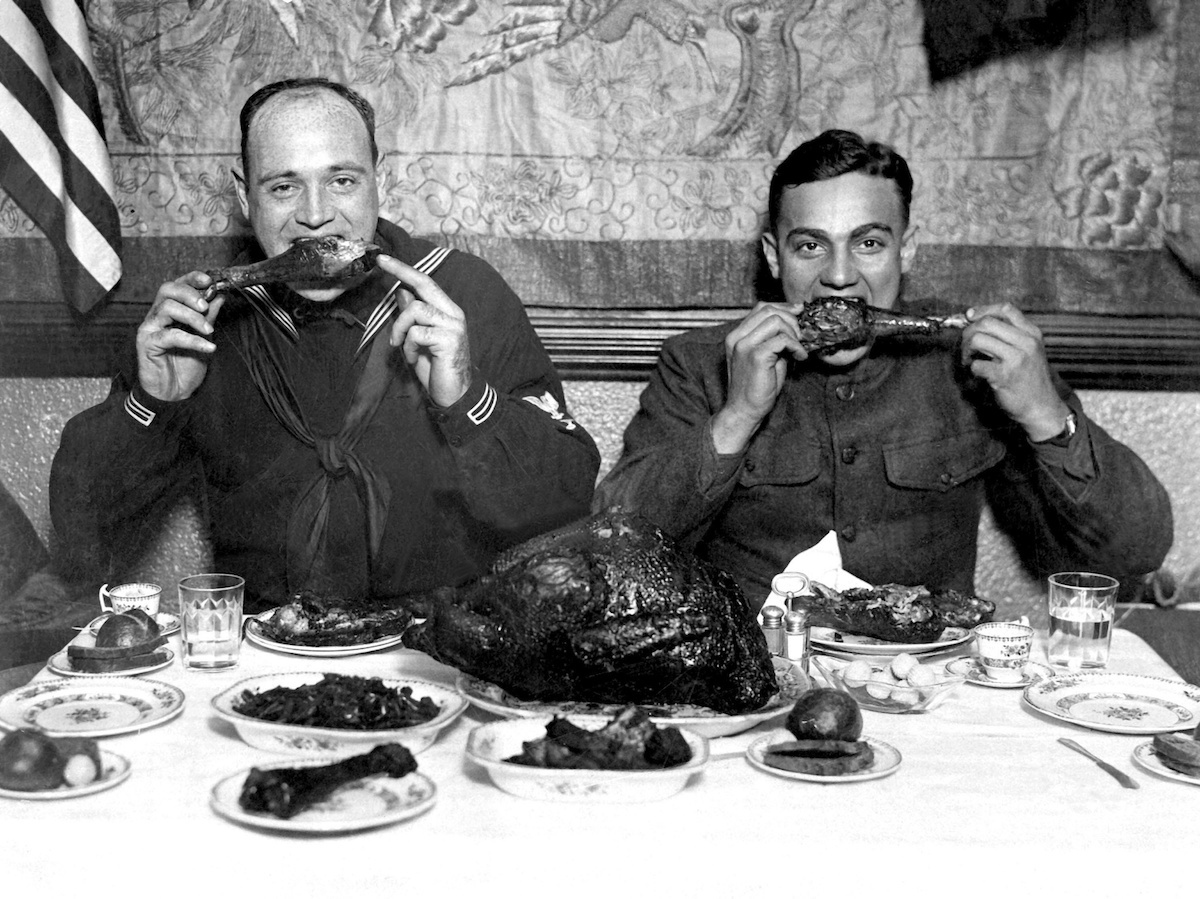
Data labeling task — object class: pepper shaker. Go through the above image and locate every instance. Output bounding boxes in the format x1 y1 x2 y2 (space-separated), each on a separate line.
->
784 609 810 674
760 605 785 656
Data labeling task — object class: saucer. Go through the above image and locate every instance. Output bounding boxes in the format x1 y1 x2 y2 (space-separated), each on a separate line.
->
946 657 1054 689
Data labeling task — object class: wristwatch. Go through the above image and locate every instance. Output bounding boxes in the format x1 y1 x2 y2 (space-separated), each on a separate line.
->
1033 410 1077 448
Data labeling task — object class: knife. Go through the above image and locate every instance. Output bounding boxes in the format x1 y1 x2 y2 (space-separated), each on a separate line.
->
1058 737 1140 789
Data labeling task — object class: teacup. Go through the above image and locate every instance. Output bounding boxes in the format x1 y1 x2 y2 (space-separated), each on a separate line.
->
973 621 1034 683
99 582 162 616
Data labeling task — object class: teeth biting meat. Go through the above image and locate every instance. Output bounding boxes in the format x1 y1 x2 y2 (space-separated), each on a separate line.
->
203 236 381 299
401 510 778 716
798 296 968 354
794 581 995 644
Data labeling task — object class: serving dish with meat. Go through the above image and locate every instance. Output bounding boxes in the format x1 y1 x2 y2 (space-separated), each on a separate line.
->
466 709 709 802
245 592 413 655
210 746 436 833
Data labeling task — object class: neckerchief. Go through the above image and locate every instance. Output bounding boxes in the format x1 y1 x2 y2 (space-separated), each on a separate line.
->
230 246 452 595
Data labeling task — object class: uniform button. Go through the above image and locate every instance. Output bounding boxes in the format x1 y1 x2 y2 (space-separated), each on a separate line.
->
840 447 858 464
744 460 756 472
939 472 951 485
835 384 855 401
841 525 857 542
449 436 462 447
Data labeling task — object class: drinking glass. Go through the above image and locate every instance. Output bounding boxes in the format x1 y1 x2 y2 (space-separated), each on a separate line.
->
1047 572 1119 669
179 573 244 670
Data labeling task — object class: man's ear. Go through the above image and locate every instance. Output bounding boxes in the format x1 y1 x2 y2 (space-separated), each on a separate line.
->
761 231 781 280
233 168 250 220
900 224 919 274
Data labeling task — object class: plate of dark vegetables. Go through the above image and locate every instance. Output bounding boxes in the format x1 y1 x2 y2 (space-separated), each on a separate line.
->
211 672 466 756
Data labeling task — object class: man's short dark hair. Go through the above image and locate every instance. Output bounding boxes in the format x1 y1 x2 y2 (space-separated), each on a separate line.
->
239 77 378 176
768 129 913 232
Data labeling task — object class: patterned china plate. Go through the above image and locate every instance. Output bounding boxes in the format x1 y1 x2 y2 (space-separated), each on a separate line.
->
243 611 407 657
455 658 810 740
0 750 131 801
1131 741 1200 786
209 760 436 833
809 627 972 657
0 677 186 737
745 732 902 783
1021 672 1200 734
47 648 175 678
947 657 1055 689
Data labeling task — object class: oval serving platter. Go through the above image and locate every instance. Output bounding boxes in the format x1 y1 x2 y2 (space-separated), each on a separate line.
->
1022 672 1200 734
0 677 185 738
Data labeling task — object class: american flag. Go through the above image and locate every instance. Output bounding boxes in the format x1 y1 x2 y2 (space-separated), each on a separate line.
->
0 0 121 313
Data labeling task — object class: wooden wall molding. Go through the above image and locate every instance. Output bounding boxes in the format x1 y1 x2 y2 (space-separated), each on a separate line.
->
4 300 1199 389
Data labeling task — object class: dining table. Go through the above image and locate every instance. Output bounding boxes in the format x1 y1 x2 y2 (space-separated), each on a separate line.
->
1 622 1195 898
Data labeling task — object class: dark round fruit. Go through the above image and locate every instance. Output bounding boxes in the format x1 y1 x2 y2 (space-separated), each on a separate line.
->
96 611 158 648
786 688 863 742
0 728 63 791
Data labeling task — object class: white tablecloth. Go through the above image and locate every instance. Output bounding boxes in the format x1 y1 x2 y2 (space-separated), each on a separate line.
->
1 627 1195 897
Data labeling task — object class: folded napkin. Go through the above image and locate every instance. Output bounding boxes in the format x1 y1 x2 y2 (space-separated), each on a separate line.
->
759 531 872 623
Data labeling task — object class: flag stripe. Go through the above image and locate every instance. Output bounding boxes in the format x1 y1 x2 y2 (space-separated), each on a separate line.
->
0 40 111 225
0 129 112 302
0 0 121 313
0 83 121 289
4 3 116 199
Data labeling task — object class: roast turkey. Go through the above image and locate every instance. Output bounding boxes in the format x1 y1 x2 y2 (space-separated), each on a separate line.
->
402 510 778 715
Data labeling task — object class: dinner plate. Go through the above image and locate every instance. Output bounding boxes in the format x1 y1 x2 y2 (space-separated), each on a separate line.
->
809 626 972 656
1131 741 1200 786
47 648 175 679
745 733 902 783
243 611 407 657
455 658 810 740
209 761 436 833
947 657 1055 689
0 677 186 737
79 612 181 638
0 750 131 801
1022 672 1200 734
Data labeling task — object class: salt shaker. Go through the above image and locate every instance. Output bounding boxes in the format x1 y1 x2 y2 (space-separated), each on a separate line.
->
784 609 810 673
760 605 785 656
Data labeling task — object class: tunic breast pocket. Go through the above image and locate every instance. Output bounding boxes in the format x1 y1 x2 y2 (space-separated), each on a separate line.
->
739 432 823 487
883 429 1005 493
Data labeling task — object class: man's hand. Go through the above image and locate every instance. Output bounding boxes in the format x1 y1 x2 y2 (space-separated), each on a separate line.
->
710 302 807 454
137 272 225 402
382 254 472 408
960 303 1070 441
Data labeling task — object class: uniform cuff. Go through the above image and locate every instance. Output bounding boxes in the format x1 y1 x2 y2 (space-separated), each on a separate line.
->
124 383 184 428
427 372 498 447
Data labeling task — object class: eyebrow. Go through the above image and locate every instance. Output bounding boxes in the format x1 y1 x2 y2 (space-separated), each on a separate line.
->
786 221 896 242
254 162 372 187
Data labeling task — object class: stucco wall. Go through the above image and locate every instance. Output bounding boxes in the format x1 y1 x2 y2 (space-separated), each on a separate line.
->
2 377 1196 622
